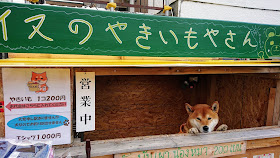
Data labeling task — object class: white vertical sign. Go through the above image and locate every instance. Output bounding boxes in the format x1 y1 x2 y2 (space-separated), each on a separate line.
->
76 72 95 132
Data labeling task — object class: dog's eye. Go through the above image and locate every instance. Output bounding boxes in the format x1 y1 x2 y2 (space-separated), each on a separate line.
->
208 118 212 120
196 118 201 121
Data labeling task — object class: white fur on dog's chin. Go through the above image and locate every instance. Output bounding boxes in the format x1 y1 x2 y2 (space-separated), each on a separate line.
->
189 119 206 133
189 119 218 133
189 119 200 132
208 119 218 132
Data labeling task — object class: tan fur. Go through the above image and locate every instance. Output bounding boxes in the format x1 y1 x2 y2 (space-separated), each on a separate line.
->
181 101 228 134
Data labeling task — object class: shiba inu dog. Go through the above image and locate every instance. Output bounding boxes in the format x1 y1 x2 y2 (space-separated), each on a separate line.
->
181 101 228 134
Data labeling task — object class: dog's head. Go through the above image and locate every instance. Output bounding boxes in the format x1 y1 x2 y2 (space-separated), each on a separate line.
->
265 28 280 57
185 101 219 133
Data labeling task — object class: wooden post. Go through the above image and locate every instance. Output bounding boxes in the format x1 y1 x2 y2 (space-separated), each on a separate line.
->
274 80 280 125
266 88 276 126
0 68 4 137
86 139 91 158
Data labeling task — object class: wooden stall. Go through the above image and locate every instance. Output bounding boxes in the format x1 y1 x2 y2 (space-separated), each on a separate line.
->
1 55 280 157
0 1 280 158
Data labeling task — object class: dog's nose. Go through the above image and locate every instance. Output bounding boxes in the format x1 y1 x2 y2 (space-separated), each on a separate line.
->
203 126 209 131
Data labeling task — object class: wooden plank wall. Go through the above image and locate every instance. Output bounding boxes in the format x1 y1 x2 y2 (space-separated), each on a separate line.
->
84 75 208 140
93 145 280 158
84 74 276 141
215 75 277 130
214 75 243 129
241 76 276 128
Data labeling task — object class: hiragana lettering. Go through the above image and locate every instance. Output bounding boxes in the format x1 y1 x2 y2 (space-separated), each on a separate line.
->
105 21 127 44
225 30 236 49
24 14 53 41
0 9 11 41
159 31 168 44
136 23 152 50
243 31 257 47
69 19 93 45
159 30 179 45
169 30 178 44
184 28 198 49
204 29 219 47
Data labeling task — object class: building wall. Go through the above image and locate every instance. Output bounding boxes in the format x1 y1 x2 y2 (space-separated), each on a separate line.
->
0 0 24 3
178 0 280 25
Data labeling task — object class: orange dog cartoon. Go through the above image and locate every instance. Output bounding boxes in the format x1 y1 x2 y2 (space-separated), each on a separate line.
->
31 72 49 93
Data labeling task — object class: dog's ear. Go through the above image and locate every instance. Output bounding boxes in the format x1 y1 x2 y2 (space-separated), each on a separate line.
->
266 28 276 38
185 103 193 114
211 101 219 113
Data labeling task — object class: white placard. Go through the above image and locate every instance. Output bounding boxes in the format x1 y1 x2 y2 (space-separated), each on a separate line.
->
75 72 95 132
253 153 274 158
2 68 71 145
5 112 71 145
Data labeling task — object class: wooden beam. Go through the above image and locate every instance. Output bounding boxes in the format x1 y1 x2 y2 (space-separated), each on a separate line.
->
207 75 216 105
75 67 280 76
274 81 280 125
70 68 74 143
0 68 4 138
114 141 246 158
54 127 280 157
8 53 214 61
247 137 280 150
267 88 276 126
237 73 280 79
108 138 280 158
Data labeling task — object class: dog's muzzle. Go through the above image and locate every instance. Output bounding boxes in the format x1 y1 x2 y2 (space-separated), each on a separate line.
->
203 126 209 133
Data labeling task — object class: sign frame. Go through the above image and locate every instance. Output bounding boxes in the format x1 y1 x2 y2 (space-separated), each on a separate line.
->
0 2 279 59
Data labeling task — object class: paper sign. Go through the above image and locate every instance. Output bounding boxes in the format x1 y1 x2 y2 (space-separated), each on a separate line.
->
2 68 71 145
115 141 247 158
5 112 71 143
253 153 274 158
75 72 95 132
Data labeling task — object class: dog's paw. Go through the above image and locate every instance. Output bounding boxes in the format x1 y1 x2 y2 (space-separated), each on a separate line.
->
188 128 199 134
216 124 228 131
